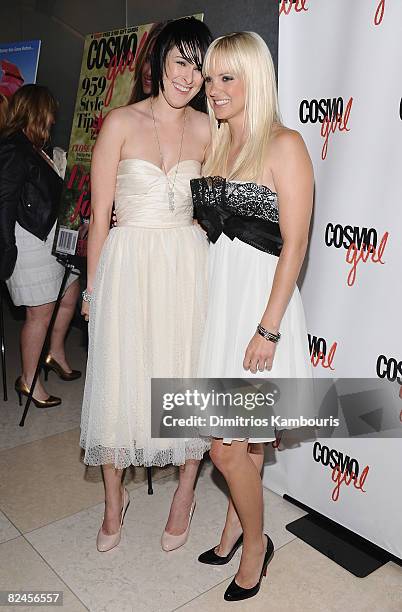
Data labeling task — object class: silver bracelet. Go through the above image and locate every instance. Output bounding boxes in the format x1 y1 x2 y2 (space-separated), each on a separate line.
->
82 288 93 303
257 323 281 343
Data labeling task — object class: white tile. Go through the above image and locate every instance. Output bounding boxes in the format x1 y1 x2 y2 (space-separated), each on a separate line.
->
0 536 87 611
179 539 402 612
25 462 302 612
0 510 19 544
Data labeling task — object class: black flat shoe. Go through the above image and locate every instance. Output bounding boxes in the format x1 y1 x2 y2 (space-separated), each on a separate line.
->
198 534 243 565
224 534 274 602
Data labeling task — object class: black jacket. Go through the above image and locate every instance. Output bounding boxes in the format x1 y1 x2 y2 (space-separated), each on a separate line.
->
0 130 63 280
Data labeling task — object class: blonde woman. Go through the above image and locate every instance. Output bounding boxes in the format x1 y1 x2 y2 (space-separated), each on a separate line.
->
190 32 313 601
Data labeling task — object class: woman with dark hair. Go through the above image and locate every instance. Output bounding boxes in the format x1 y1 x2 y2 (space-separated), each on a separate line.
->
0 84 81 408
80 17 213 552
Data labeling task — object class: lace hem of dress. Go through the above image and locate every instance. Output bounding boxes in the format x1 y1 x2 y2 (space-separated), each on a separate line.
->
80 438 211 469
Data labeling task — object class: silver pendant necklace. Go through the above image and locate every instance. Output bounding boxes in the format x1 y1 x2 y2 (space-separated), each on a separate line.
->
150 98 187 212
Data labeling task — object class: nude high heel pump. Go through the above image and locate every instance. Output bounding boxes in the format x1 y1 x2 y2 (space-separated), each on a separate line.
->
97 488 130 552
161 498 196 552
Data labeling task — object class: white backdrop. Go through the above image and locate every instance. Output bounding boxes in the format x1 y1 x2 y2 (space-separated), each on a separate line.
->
263 0 402 559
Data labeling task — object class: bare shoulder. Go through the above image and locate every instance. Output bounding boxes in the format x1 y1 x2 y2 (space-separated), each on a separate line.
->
270 125 310 158
267 125 313 187
98 107 129 140
104 101 148 130
267 125 314 196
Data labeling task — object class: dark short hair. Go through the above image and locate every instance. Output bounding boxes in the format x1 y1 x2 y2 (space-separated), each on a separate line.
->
150 17 213 111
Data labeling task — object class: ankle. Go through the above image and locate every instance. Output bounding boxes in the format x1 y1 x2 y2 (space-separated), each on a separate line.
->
242 536 265 555
173 487 194 502
21 373 32 385
226 516 242 528
49 347 64 357
105 486 124 505
222 519 242 536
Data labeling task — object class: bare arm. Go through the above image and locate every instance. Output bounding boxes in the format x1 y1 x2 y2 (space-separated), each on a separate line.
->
86 110 125 292
261 130 314 332
193 110 211 226
243 130 313 372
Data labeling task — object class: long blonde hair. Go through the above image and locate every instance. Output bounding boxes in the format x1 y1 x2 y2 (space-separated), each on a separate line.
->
202 32 282 182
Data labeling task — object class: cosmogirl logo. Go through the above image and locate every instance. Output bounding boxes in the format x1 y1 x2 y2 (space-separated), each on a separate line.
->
376 354 402 384
299 97 353 160
345 232 388 287
279 0 308 16
313 443 370 502
308 334 337 370
104 32 145 107
374 0 386 25
87 30 149 138
321 97 353 160
324 223 388 287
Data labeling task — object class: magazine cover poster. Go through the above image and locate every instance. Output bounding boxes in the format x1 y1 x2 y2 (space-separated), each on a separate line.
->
0 39 41 97
54 15 203 260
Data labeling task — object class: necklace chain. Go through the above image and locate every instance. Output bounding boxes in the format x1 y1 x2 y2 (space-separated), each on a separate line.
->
150 98 187 212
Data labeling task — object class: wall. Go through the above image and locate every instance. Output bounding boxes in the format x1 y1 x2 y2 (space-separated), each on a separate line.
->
0 0 278 148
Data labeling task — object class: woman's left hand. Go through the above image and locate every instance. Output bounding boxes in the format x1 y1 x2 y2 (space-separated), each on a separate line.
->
243 333 277 373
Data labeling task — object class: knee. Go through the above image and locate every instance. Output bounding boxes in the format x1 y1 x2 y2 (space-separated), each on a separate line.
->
26 305 53 326
61 280 79 309
209 444 237 476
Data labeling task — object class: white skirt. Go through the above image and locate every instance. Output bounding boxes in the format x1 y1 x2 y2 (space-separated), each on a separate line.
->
197 234 312 444
6 222 78 306
80 225 211 468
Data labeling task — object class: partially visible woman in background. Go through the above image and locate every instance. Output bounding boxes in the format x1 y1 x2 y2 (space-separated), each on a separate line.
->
128 21 166 103
0 84 81 408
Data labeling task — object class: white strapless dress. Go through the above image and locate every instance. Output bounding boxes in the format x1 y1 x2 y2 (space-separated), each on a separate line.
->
80 159 210 468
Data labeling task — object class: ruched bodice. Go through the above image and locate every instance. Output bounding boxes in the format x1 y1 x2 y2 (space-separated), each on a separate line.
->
115 158 201 228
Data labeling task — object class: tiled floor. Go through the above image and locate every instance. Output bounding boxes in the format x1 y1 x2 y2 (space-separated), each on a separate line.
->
0 304 401 611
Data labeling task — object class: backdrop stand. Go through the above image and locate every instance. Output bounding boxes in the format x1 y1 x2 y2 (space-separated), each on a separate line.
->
147 467 153 495
19 257 78 427
284 494 393 577
0 283 7 401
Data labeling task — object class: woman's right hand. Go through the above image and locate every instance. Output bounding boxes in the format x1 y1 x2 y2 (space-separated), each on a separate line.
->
81 300 90 322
